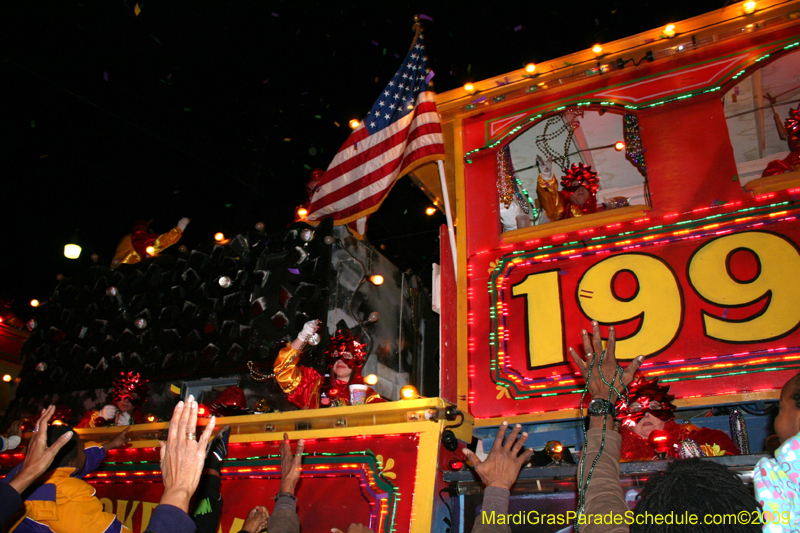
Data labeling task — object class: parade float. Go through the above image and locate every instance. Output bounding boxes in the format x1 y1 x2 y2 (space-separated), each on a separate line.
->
4 1 800 532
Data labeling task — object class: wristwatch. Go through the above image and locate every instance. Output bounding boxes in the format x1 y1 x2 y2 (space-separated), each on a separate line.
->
587 398 614 417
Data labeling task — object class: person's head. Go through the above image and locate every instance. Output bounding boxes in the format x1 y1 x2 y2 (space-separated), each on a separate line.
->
784 108 800 152
47 424 85 471
560 162 600 213
325 329 366 384
617 374 677 436
631 412 666 439
632 458 760 533
569 185 591 206
115 395 134 414
775 372 800 444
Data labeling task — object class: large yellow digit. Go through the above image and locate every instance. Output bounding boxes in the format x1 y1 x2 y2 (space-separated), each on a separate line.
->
688 231 800 342
577 254 682 359
512 270 564 368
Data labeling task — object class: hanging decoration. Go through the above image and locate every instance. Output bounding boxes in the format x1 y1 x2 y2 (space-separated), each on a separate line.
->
496 145 531 214
623 114 648 178
534 109 582 173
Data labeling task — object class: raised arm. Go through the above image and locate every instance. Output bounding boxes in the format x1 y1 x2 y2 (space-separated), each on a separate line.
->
569 321 643 533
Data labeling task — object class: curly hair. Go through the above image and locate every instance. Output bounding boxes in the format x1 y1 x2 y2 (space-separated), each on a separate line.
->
632 458 760 533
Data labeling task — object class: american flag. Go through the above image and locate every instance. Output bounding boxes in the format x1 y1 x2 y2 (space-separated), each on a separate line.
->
307 32 445 230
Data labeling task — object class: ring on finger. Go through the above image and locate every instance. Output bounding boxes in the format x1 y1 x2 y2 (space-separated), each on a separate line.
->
186 432 197 441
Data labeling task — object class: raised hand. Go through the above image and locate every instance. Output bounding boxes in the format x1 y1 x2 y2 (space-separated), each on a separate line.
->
158 396 216 512
463 422 533 490
568 320 643 401
177 217 190 231
103 427 130 452
8 405 75 494
278 432 304 495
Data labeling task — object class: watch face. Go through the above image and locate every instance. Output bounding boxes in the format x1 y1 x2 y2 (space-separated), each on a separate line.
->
588 399 610 416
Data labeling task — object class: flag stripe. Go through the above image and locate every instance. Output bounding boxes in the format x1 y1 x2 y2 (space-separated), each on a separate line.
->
306 33 445 226
309 121 443 212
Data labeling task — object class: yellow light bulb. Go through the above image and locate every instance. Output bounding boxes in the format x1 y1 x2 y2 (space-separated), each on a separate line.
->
369 274 384 286
592 45 603 54
64 244 81 259
296 207 308 219
463 83 474 93
364 374 378 386
400 385 419 400
743 1 756 14
214 232 225 242
349 119 360 129
146 245 156 255
30 299 40 307
614 141 626 151
524 63 536 74
2 374 12 383
425 207 436 216
664 24 675 37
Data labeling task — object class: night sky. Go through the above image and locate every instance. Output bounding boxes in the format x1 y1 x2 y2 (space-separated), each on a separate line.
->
2 0 723 321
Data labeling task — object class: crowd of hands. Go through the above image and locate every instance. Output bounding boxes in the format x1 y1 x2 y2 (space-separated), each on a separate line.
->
6 322 643 531
8 398 372 533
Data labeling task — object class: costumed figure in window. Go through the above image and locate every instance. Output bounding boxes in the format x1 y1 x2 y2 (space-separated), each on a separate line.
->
616 373 740 461
76 372 148 428
535 156 600 221
112 217 190 266
272 320 384 409
762 108 800 177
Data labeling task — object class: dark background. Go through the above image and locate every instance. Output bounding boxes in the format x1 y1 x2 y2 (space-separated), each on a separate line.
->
2 0 723 321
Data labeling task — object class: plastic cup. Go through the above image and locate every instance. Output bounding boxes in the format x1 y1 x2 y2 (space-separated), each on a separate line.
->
349 384 368 405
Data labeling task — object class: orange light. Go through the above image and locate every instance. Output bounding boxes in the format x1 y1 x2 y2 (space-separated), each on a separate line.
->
52 420 64 426
296 207 308 220
592 45 603 54
197 404 210 417
524 63 536 74
664 24 676 38
364 374 378 386
425 207 436 216
463 83 475 93
349 119 360 129
30 299 40 307
400 385 419 400
146 414 157 423
369 274 384 286
743 1 756 14
614 141 625 151
214 232 225 242
2 374 11 383
145 246 156 255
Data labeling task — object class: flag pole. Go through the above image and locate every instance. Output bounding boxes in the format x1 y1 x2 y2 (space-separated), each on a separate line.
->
437 160 458 284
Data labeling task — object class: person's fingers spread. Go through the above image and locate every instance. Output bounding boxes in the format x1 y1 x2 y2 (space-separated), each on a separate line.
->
607 325 616 355
519 447 535 464
168 401 184 443
38 405 55 428
492 422 508 452
592 320 603 356
581 329 593 358
511 431 528 454
48 431 74 455
462 449 481 466
187 399 199 435
504 425 522 451
568 348 587 374
198 416 216 450
624 356 645 382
